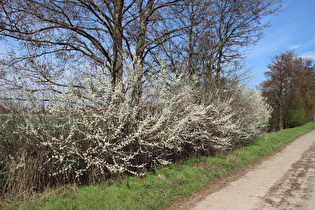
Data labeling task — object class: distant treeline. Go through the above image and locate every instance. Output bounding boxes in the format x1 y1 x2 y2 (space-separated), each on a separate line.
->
260 51 315 131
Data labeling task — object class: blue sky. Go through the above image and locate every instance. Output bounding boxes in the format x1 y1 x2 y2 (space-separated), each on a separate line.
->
246 0 315 88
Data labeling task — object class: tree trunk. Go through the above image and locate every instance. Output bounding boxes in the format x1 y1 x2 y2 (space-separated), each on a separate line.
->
131 0 155 106
111 0 124 89
132 58 143 106
188 25 194 79
279 94 284 130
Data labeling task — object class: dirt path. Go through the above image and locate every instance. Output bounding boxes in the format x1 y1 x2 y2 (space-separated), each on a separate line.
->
168 130 315 210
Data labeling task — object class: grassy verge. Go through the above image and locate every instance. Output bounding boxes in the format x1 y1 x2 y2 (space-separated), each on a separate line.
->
3 122 315 210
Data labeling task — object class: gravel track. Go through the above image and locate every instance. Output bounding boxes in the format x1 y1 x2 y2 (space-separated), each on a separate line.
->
168 130 315 210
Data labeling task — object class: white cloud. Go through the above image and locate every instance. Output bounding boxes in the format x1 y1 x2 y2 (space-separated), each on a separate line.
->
287 45 300 50
300 51 315 60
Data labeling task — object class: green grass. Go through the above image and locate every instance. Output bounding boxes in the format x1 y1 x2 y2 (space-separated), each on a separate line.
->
2 122 315 210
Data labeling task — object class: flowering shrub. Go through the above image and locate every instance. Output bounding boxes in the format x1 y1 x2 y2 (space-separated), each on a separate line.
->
231 87 272 144
0 63 271 198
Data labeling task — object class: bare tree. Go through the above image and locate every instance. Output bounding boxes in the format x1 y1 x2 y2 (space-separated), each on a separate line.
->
0 0 281 107
0 0 125 90
0 0 190 105
161 0 281 89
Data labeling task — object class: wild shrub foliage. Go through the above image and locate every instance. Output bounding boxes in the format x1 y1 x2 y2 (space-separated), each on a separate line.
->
0 64 271 197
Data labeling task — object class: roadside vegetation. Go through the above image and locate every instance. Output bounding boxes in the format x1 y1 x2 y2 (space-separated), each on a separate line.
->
0 0 281 200
2 122 315 210
0 71 271 200
1 1 313 209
